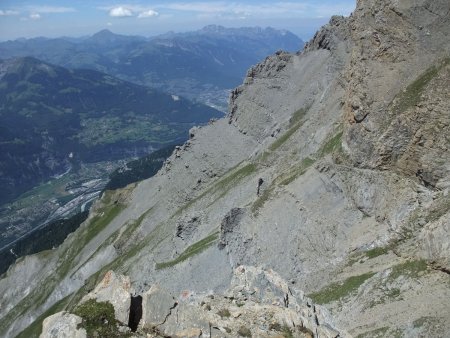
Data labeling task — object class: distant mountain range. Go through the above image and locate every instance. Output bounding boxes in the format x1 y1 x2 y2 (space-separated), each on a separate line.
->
0 25 303 243
0 57 222 205
0 26 304 110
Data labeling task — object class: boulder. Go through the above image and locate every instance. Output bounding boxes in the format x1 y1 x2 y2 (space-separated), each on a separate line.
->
40 311 86 338
420 212 450 271
80 270 131 324
140 285 177 329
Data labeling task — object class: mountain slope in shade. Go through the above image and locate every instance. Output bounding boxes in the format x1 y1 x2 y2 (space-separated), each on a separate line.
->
0 57 222 205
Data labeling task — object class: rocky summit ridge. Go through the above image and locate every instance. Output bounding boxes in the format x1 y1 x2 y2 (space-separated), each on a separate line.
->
41 267 346 337
1 0 450 337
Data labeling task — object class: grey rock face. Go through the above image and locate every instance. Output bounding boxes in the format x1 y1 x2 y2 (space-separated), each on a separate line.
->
218 208 245 249
54 266 346 338
140 285 178 329
176 213 203 240
303 15 350 53
155 266 348 337
81 270 131 324
420 212 450 271
343 0 450 175
40 312 86 338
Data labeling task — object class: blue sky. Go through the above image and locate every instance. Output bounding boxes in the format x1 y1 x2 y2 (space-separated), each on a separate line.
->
0 1 356 41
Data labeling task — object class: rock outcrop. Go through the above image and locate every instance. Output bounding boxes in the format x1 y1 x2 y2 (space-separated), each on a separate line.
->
151 265 345 337
44 267 346 338
80 270 132 324
141 285 177 329
420 212 450 271
40 312 86 338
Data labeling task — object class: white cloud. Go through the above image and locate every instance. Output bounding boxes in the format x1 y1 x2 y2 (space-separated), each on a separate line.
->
101 5 159 19
138 9 159 18
29 13 41 20
107 22 113 26
99 1 354 22
109 6 133 17
0 9 19 16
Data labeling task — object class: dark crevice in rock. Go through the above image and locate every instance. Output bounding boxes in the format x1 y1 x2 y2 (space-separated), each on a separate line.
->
128 295 142 332
354 111 369 123
389 7 404 17
158 302 178 327
318 34 332 51
438 267 450 275
357 206 371 218
423 4 441 17
415 169 437 189
284 292 289 308
313 306 320 326
431 265 450 276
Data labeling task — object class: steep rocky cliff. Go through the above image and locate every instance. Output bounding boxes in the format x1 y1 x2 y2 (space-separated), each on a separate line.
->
1 0 449 337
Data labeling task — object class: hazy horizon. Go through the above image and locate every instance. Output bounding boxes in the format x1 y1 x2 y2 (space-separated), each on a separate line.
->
0 23 320 42
0 1 356 41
